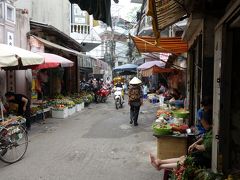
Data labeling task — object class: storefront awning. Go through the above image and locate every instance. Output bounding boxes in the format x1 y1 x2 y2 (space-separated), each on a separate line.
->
30 35 86 57
140 66 173 77
131 36 188 55
147 0 188 38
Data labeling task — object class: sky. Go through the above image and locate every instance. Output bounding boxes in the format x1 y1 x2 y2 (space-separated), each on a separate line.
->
111 0 141 21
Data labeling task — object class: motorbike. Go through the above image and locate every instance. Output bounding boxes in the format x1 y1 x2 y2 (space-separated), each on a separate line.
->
95 86 111 103
113 87 124 109
80 82 94 92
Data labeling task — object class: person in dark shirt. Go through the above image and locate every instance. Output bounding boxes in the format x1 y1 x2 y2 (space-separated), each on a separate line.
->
5 92 31 130
128 77 143 126
196 96 213 136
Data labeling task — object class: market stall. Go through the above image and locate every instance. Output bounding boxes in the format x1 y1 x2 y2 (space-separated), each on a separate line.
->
152 102 190 159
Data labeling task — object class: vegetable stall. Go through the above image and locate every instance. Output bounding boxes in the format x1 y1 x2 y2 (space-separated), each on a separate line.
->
152 103 190 159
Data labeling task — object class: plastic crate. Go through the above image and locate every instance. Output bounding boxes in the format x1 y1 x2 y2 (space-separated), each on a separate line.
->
68 106 76 116
52 108 68 119
76 104 81 112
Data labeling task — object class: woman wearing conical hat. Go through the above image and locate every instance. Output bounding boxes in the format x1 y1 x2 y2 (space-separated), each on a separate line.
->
128 77 143 126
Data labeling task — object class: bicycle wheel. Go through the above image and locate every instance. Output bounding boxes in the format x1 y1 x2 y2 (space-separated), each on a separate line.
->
0 125 28 163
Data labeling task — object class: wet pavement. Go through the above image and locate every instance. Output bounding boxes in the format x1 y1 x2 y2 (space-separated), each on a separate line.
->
0 97 163 180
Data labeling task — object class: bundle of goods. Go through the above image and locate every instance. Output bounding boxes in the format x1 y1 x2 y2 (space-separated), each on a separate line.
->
170 124 189 133
148 94 159 103
152 116 172 136
156 109 171 118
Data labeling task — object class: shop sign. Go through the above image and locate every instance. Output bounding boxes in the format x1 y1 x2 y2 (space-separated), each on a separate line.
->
6 31 15 92
7 31 14 46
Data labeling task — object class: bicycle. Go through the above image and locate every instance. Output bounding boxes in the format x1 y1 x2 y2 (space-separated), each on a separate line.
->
0 117 28 164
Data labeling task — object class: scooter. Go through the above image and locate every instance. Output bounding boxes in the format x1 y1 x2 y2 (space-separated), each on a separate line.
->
114 87 124 109
95 86 110 103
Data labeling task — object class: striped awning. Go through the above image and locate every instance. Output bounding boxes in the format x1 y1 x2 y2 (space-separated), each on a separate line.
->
147 0 187 39
131 36 188 55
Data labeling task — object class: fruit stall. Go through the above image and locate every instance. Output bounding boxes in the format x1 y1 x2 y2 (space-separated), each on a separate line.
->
152 104 190 159
47 92 94 119
29 92 95 120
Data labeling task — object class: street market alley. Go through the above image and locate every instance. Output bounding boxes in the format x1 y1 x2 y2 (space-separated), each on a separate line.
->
0 98 163 180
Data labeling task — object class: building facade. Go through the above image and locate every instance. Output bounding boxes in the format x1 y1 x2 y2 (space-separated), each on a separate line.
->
15 0 70 35
0 0 32 97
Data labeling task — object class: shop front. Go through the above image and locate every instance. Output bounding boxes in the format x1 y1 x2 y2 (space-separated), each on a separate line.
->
212 0 240 175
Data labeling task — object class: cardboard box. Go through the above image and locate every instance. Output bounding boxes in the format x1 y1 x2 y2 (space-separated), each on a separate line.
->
156 136 188 159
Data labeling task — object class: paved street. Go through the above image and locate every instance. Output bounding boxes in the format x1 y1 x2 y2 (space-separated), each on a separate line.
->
0 97 163 180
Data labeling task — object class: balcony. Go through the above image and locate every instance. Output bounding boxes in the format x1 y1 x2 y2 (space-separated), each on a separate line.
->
71 23 90 35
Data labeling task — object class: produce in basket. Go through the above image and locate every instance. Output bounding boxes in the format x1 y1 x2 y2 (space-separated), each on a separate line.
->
156 109 171 118
170 124 189 133
152 123 172 135
172 109 189 118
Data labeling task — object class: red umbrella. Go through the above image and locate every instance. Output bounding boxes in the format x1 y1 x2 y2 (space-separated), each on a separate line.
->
33 53 74 70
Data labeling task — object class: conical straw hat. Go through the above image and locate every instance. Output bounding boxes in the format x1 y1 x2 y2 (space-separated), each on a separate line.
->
129 77 142 85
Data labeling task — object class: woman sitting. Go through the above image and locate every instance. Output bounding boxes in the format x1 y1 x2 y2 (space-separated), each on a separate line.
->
150 109 213 170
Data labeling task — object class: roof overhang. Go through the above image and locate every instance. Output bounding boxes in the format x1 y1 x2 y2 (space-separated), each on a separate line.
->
30 21 83 52
182 13 203 48
80 42 101 52
131 36 188 55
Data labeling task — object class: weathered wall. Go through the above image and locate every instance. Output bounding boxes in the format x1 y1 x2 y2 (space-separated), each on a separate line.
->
212 25 223 172
201 16 219 98
0 26 4 43
15 9 29 49
14 9 31 97
15 0 70 35
0 71 7 98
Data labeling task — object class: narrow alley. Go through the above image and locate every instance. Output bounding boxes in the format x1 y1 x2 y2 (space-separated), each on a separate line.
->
0 98 162 180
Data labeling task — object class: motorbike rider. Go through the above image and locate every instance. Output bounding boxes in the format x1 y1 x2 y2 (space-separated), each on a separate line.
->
115 81 123 88
92 79 100 102
115 81 124 100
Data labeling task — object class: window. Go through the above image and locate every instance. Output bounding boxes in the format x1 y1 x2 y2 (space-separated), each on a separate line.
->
0 2 3 19
5 3 15 23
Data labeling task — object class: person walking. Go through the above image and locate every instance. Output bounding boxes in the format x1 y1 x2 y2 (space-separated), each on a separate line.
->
5 92 31 131
128 77 143 126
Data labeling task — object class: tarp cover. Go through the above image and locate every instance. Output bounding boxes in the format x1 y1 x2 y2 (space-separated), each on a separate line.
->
147 0 187 39
132 36 188 55
69 0 112 27
0 44 44 67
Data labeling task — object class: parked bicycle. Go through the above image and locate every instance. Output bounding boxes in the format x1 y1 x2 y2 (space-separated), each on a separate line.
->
0 118 28 163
